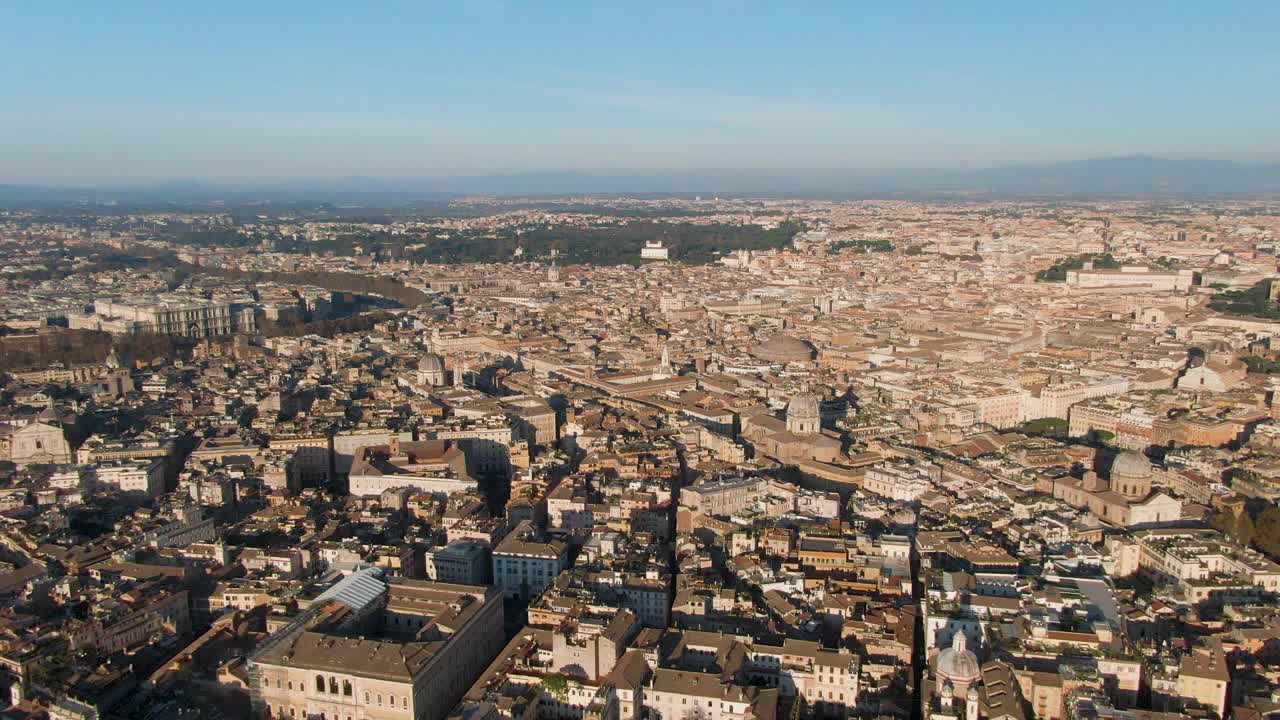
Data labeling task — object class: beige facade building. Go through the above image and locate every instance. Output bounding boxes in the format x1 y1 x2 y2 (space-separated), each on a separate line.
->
347 439 477 497
862 461 938 502
1175 644 1229 718
1176 355 1247 393
70 295 254 337
251 572 504 720
1063 265 1195 292
1 421 74 466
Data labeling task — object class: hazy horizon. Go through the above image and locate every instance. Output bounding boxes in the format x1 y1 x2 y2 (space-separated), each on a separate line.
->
3 154 1278 190
4 1 1280 186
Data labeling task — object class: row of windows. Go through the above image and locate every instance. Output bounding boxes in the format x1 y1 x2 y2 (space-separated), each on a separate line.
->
654 696 746 713
498 558 555 567
267 708 359 720
281 674 411 710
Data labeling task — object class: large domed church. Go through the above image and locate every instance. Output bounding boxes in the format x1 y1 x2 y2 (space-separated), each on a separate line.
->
923 633 1027 720
1041 449 1181 527
418 353 447 387
739 391 841 463
749 333 816 364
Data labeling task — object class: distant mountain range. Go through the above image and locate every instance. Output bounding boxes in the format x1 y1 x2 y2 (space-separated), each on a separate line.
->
4 156 1280 205
934 156 1280 196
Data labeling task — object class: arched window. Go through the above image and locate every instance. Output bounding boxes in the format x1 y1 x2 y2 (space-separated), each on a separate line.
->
329 677 339 694
316 675 326 692
343 680 353 696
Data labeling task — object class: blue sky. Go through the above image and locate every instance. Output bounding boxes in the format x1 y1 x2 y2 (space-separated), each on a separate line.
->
3 1 1278 184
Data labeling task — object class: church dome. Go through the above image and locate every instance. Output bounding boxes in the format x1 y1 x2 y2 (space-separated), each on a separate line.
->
1112 450 1152 479
750 333 815 363
935 633 980 685
418 354 444 373
787 393 821 419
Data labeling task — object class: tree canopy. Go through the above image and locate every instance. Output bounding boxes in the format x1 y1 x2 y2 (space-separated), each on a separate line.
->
264 220 804 266
1208 279 1280 320
1035 253 1121 282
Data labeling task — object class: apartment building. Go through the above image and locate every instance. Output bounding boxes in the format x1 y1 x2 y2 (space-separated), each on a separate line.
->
492 521 570 600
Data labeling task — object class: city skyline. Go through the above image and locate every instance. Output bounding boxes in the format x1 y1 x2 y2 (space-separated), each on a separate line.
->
3 194 1279 720
8 4 1280 718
